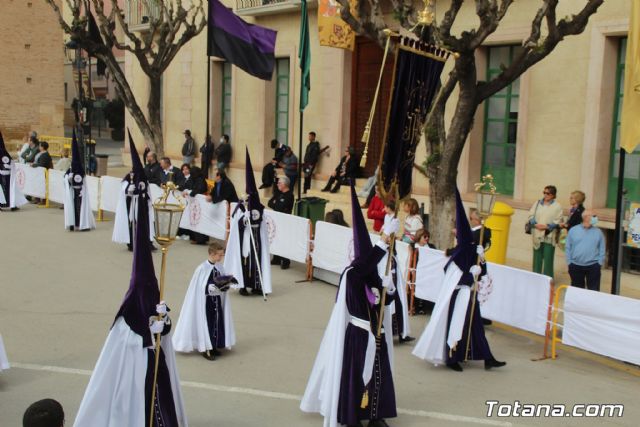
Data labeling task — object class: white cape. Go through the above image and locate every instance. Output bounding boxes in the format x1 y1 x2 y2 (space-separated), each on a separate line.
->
379 253 411 338
412 263 469 365
173 261 236 352
223 209 272 294
74 317 188 427
0 163 28 208
300 268 393 427
112 181 155 244
0 334 9 371
64 176 96 230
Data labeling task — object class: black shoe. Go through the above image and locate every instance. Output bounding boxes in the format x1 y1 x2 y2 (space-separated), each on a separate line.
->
270 258 280 265
11 207 18 211
320 187 330 192
281 262 290 270
330 188 339 193
399 335 415 343
251 288 263 296
127 244 133 252
485 358 506 370
239 288 250 296
446 362 463 372
202 351 216 361
259 184 269 189
367 419 390 427
212 348 222 356
482 318 493 326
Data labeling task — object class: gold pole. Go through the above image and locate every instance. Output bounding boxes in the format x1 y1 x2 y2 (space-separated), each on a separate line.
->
360 32 393 169
464 220 486 361
148 245 168 427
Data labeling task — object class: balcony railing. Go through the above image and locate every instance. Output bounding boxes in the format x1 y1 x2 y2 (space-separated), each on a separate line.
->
127 0 161 31
235 0 306 17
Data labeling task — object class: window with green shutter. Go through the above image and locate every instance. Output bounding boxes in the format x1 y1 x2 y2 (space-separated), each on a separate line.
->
275 58 290 145
221 62 232 138
481 45 523 196
607 38 640 207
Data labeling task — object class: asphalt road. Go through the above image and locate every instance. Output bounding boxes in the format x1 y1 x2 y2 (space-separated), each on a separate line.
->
1 204 638 426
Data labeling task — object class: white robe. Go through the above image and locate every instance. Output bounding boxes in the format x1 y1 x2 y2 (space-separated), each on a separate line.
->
172 261 236 352
223 209 272 294
64 175 96 230
112 181 155 244
0 334 9 371
300 268 394 427
378 253 411 338
73 317 188 427
0 163 28 208
412 263 469 365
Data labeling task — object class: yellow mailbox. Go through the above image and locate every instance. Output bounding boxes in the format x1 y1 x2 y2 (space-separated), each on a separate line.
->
484 201 514 265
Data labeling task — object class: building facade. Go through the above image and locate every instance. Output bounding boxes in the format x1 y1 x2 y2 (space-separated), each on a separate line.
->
0 0 64 141
124 0 638 272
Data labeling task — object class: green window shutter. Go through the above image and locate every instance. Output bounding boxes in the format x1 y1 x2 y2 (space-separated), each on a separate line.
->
481 46 522 196
221 62 232 138
275 58 290 144
607 38 640 208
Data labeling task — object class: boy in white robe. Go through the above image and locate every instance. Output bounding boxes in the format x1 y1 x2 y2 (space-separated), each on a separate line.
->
173 241 237 360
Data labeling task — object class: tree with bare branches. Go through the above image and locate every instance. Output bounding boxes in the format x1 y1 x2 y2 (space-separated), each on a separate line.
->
336 0 604 248
44 0 207 156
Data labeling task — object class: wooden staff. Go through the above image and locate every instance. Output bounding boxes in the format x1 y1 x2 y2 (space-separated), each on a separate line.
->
464 220 486 361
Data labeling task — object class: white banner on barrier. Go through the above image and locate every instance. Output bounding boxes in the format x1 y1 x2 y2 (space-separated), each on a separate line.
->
312 221 353 274
178 195 227 240
48 169 66 204
14 163 46 198
414 247 551 336
563 287 640 365
86 176 100 212
100 176 123 213
264 210 310 264
312 222 408 278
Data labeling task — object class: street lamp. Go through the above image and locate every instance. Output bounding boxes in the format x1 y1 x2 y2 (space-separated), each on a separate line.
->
149 177 185 427
475 174 497 218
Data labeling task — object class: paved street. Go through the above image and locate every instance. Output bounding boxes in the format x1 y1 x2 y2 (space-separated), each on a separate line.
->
1 204 639 426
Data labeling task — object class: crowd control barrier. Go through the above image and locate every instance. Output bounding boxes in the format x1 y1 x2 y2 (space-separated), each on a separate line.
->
12 166 640 367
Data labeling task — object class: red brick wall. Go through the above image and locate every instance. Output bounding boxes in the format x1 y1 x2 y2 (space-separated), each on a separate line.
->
0 0 64 141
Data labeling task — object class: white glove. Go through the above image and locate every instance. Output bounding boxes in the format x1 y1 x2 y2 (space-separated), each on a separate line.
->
476 245 485 261
149 319 164 334
469 265 482 278
382 275 396 294
382 216 400 236
207 284 217 296
156 301 167 315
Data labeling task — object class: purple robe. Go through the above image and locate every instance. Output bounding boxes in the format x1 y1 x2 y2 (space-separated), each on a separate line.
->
205 265 227 348
337 246 397 425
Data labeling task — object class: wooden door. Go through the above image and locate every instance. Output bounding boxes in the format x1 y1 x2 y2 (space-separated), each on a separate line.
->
350 37 395 177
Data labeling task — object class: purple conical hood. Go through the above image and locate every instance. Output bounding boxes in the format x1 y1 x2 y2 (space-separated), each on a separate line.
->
245 147 264 217
71 129 85 176
448 187 476 278
0 132 11 159
114 179 159 347
0 131 11 164
128 128 145 179
350 183 373 260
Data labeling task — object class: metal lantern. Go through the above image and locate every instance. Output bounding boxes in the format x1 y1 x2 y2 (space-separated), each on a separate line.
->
474 174 497 217
152 179 185 247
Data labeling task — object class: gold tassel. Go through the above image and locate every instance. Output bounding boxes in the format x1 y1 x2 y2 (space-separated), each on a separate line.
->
360 390 369 409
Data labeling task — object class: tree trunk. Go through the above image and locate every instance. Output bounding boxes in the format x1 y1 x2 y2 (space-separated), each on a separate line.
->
146 76 164 157
427 54 479 249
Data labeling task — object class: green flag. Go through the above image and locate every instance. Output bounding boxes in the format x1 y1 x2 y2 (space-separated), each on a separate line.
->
298 0 310 112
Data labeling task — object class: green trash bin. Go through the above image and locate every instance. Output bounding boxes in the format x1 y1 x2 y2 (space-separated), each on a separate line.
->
295 197 328 232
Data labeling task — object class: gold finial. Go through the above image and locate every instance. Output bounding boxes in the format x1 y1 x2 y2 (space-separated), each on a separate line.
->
416 0 436 26
473 174 497 194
